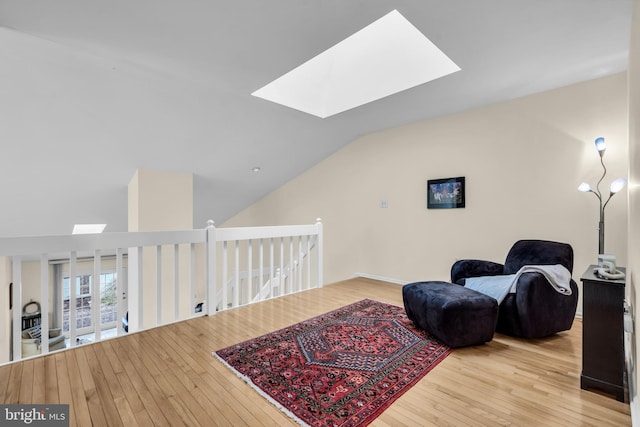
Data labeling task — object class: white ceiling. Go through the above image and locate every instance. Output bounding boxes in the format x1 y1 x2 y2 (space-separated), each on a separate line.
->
0 0 633 237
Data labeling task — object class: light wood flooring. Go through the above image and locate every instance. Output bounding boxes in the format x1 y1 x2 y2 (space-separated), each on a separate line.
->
0 278 632 426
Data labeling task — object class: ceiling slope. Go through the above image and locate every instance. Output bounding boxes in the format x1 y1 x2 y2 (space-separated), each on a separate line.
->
0 0 632 236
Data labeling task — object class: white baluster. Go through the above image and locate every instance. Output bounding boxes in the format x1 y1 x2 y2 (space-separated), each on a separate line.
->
247 239 252 305
316 218 323 288
116 248 125 336
69 251 77 347
156 245 162 326
279 237 284 297
174 243 180 321
222 241 228 311
206 220 216 316
93 250 101 342
269 238 274 300
234 241 240 307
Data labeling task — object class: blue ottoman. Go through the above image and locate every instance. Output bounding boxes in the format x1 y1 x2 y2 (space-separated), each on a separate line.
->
402 281 498 348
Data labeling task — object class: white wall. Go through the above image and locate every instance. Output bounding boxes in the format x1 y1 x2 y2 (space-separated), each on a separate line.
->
627 0 640 419
224 73 629 317
128 169 194 233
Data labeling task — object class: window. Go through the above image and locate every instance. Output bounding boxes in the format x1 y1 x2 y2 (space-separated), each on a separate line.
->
99 272 118 326
62 271 119 335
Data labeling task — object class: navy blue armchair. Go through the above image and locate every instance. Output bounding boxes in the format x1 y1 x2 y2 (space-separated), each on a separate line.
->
451 240 579 338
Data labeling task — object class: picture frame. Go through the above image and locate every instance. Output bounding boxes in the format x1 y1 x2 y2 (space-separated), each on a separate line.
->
427 177 465 209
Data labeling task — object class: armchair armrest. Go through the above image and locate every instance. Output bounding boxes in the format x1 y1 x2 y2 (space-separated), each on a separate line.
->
451 259 505 285
508 272 579 338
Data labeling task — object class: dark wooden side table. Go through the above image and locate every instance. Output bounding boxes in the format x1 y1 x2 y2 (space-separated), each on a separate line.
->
580 265 626 402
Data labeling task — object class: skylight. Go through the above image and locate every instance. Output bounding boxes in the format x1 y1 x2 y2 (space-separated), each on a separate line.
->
252 9 460 118
72 224 107 235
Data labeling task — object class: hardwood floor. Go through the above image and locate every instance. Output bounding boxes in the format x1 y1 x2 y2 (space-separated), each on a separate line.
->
0 278 632 426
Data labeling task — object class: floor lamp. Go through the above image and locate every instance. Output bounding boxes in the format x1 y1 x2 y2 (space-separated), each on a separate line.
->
578 137 627 256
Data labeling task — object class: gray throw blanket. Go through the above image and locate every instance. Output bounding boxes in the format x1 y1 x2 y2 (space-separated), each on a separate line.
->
464 264 572 304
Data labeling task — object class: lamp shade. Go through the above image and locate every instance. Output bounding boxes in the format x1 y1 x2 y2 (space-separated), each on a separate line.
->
595 137 607 153
578 182 592 192
610 177 627 194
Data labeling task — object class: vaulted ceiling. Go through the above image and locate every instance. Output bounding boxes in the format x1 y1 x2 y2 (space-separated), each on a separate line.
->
0 0 633 236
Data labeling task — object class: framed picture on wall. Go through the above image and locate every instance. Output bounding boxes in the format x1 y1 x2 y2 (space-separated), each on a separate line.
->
427 177 465 209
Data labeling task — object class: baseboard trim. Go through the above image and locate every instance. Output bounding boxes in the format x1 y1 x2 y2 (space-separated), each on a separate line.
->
350 272 408 285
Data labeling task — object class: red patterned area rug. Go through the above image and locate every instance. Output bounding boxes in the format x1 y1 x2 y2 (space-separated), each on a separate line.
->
214 299 451 426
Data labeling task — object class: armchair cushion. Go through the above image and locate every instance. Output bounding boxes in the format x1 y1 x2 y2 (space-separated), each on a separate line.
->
504 240 573 274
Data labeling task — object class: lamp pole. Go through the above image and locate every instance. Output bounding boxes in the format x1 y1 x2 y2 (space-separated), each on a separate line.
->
598 201 605 255
595 149 606 254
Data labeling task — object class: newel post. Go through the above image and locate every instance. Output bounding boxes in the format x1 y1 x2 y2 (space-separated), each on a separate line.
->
316 218 323 288
206 220 217 316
